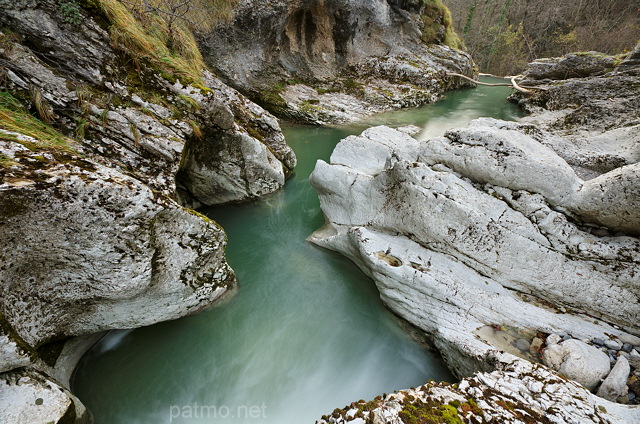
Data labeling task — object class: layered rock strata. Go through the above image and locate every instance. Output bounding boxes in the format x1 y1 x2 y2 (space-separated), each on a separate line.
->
310 104 639 419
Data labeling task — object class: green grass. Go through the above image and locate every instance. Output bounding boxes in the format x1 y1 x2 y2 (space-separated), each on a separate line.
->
0 91 75 155
85 0 224 85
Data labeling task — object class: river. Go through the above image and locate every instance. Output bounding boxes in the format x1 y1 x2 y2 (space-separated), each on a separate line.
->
72 79 522 424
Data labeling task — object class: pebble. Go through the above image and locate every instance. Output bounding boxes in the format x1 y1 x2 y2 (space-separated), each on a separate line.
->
562 335 572 341
547 334 562 345
530 337 544 353
604 339 623 350
516 338 530 352
622 343 633 353
592 338 605 346
629 393 636 401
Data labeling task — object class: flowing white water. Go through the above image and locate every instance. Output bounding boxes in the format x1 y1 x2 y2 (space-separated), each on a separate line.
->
73 79 521 424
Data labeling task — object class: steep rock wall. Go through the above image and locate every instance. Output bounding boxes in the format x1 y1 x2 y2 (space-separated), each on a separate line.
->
0 0 295 205
201 0 475 124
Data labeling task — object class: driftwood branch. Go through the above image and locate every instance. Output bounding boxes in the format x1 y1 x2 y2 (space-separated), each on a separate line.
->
447 73 546 93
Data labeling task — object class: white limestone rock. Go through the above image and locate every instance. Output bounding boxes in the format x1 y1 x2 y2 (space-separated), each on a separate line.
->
0 139 236 350
0 368 90 424
542 339 610 390
309 122 640 380
0 335 31 374
598 356 631 401
311 124 639 336
317 356 640 424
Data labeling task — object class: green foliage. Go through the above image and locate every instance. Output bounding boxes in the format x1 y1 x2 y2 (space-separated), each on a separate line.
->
446 0 640 74
419 0 462 49
0 91 75 155
58 0 82 25
463 3 476 35
483 22 529 75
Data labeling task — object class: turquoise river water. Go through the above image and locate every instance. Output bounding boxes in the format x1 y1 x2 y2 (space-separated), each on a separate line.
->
73 79 522 424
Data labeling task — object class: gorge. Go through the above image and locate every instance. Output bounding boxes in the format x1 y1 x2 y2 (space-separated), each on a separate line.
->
1 0 639 423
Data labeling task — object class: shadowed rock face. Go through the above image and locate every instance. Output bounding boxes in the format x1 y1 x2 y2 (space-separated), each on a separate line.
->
201 0 475 124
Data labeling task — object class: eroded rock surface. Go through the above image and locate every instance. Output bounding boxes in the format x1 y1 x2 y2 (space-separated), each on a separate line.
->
0 368 91 424
511 45 640 179
0 138 235 350
310 120 639 420
318 355 640 424
202 0 475 124
0 0 295 205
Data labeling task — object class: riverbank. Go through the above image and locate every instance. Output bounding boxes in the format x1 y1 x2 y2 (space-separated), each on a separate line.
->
71 79 519 424
311 48 640 423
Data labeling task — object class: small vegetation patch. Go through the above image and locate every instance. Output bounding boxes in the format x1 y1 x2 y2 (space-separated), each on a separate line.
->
0 91 75 156
399 399 463 424
420 0 462 49
84 0 238 85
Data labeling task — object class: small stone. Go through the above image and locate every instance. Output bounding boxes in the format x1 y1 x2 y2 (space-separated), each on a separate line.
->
608 349 618 356
618 334 640 346
546 334 562 345
543 339 610 390
593 338 605 346
605 339 623 350
617 395 629 404
516 338 530 352
622 343 633 353
562 335 572 341
597 356 630 401
629 392 637 401
530 337 544 353
629 375 640 396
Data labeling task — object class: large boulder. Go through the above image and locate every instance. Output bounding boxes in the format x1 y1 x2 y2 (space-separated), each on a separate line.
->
597 356 631 401
0 134 235 355
523 52 617 80
542 339 610 391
